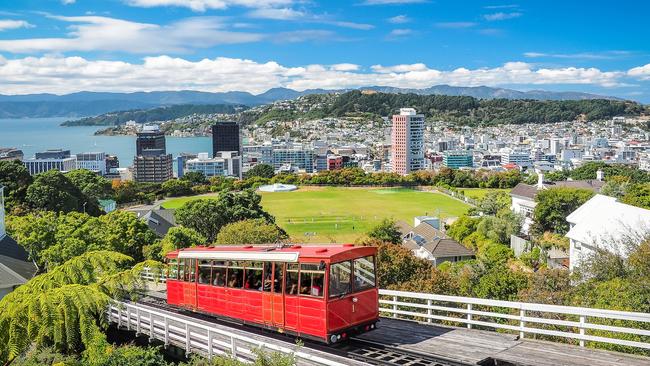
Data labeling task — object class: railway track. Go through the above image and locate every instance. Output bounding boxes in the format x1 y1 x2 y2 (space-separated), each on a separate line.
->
134 296 477 366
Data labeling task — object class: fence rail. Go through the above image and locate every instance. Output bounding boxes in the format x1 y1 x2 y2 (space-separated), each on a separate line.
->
378 289 650 350
108 301 348 366
140 268 650 351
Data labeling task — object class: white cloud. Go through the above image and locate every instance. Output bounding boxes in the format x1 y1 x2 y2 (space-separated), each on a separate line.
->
273 30 336 43
125 0 292 12
484 12 522 21
0 15 263 54
0 20 34 31
388 28 413 37
62 0 76 4
435 22 477 29
360 0 426 5
484 4 519 9
388 15 410 24
325 20 374 30
247 8 304 20
524 51 633 60
0 56 636 95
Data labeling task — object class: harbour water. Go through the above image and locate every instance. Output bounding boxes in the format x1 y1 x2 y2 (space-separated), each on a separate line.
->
0 117 212 168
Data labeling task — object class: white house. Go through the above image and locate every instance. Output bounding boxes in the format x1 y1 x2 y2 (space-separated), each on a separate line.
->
566 194 650 272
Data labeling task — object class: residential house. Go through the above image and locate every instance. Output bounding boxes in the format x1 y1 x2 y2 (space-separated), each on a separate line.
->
131 208 177 237
510 171 606 234
565 194 650 272
395 218 474 266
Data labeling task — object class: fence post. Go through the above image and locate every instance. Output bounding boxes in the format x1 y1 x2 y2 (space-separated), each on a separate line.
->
579 315 586 347
149 313 154 339
231 337 237 359
164 317 169 346
117 307 122 328
519 309 526 339
136 308 141 335
427 299 432 323
392 296 398 318
126 307 131 331
185 323 191 353
467 304 472 329
207 329 213 359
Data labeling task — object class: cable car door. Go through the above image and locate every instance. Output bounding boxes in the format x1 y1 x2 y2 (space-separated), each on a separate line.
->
262 262 285 328
183 259 198 308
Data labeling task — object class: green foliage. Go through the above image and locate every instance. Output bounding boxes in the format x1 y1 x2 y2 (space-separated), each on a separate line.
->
159 226 207 257
569 162 650 183
519 247 545 271
473 267 528 301
113 181 162 205
63 104 246 126
367 219 402 244
244 164 275 179
475 212 521 245
175 190 277 242
7 211 157 269
162 178 193 197
370 240 433 287
0 160 33 209
477 243 514 268
65 169 112 201
621 183 650 209
25 170 102 215
447 216 481 243
215 219 287 245
181 171 208 185
532 187 594 235
472 191 511 216
102 345 168 366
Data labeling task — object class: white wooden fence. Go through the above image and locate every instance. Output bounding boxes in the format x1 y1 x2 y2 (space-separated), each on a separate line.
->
379 289 650 350
108 301 348 366
139 268 650 351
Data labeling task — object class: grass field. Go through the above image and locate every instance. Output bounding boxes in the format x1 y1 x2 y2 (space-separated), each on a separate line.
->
163 187 470 243
460 188 511 200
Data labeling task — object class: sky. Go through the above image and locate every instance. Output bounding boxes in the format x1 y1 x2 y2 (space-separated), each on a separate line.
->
1 0 650 101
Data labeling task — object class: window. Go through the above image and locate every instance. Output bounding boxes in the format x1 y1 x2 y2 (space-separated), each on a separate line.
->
353 256 376 292
329 261 352 298
212 261 227 287
227 261 244 288
198 260 211 284
178 259 185 281
299 263 325 297
285 263 299 295
244 261 264 291
274 263 284 293
186 259 196 282
167 259 178 280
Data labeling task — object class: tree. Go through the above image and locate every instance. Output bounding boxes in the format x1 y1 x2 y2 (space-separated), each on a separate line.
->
447 216 481 243
532 188 594 235
621 183 650 209
245 164 275 179
215 219 287 245
370 240 433 287
0 160 32 209
65 169 112 201
162 179 193 197
159 226 207 257
180 171 208 185
0 251 161 365
473 191 511 216
367 219 402 244
25 170 101 215
175 190 277 242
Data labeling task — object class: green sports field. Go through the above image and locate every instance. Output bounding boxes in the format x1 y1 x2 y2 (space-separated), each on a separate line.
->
460 188 511 200
163 187 471 243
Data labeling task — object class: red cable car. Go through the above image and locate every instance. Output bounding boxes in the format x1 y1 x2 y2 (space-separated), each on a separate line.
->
165 244 379 344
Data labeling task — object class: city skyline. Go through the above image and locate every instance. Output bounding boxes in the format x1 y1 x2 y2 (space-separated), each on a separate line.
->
0 0 648 101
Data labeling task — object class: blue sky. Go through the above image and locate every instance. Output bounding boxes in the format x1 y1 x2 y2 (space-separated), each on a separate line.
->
1 0 649 101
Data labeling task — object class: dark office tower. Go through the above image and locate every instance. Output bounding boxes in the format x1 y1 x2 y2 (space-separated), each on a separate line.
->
212 122 240 157
136 126 167 156
133 126 173 183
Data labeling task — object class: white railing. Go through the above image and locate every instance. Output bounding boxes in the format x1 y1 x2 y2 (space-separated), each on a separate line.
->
108 301 348 366
378 289 650 350
139 268 650 351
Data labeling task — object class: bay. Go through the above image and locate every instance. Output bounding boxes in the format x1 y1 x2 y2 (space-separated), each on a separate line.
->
0 117 212 170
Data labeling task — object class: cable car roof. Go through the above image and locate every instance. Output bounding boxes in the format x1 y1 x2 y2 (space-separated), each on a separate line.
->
167 244 376 262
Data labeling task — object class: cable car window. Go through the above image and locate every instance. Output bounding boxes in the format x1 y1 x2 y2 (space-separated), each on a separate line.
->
262 262 272 292
178 259 185 281
198 260 211 284
244 261 264 291
227 261 244 288
285 263 299 295
274 263 284 293
187 259 196 282
299 264 325 297
212 261 226 287
167 259 178 280
329 261 352 298
353 256 376 292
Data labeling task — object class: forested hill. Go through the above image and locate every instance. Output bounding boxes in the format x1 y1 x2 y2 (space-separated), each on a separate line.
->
61 104 247 126
241 91 648 126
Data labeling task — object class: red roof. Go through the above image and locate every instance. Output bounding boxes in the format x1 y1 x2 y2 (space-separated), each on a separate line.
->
167 244 376 262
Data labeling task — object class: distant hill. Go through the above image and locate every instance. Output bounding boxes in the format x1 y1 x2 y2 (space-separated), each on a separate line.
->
0 85 626 119
61 104 247 126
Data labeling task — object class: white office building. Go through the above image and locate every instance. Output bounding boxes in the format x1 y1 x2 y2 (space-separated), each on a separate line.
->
500 148 532 168
24 150 77 175
75 152 107 175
